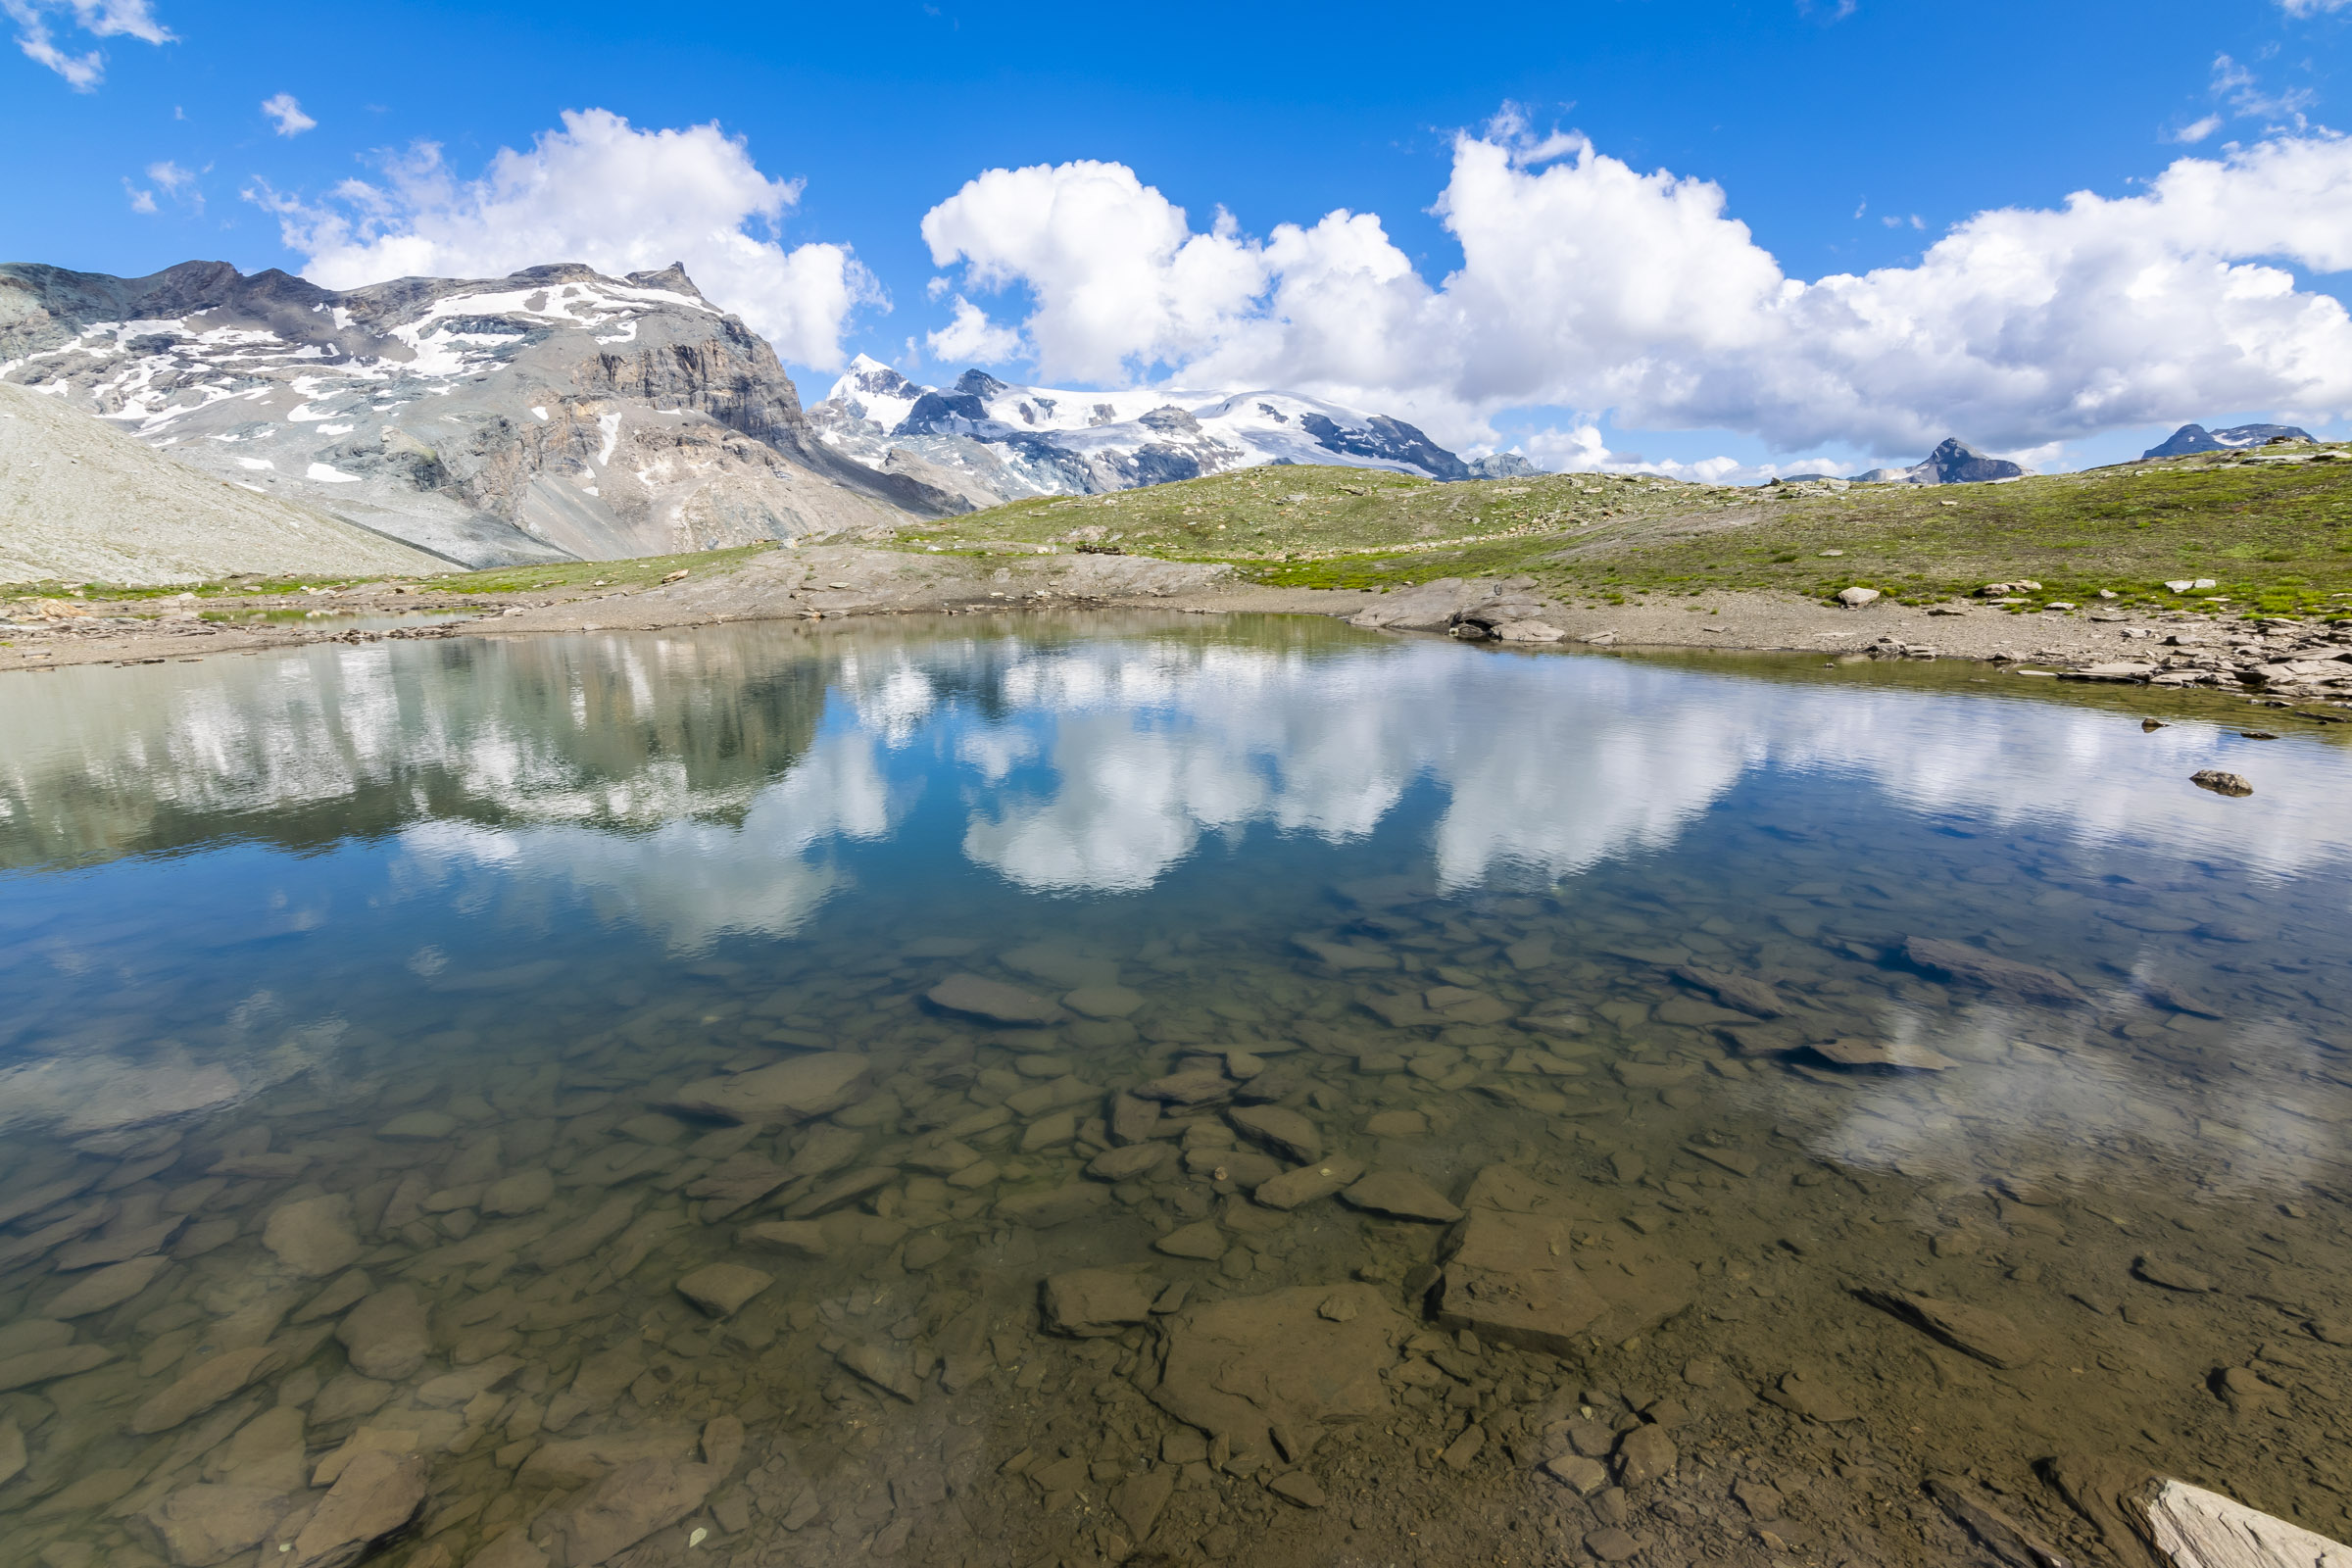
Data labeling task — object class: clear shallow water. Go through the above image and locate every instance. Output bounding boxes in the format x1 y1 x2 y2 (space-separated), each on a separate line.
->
0 614 2348 1568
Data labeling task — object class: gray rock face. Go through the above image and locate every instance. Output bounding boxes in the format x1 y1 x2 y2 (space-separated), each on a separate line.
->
0 260 965 568
808 355 1485 509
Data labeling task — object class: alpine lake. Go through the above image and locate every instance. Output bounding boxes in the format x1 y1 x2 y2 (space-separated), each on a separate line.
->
0 612 2348 1568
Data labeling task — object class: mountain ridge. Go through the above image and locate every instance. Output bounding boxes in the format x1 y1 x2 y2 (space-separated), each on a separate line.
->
2141 421 2314 459
808 355 1518 509
1 259 966 567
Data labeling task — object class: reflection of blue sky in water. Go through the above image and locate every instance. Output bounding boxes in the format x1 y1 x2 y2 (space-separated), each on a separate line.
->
389 630 2352 955
939 640 2352 897
8 628 2352 946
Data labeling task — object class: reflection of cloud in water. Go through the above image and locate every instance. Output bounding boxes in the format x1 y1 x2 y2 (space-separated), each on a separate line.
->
1788 1000 2348 1201
947 643 2352 895
400 730 895 951
839 653 939 747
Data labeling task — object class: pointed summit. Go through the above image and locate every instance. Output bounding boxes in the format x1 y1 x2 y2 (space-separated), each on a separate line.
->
623 263 706 300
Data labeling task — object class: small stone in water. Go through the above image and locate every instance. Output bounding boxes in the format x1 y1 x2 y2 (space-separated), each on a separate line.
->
262 1194 361 1276
376 1110 457 1141
1229 1105 1322 1164
46 1253 169 1317
676 1263 775 1318
1153 1221 1226 1260
925 973 1062 1024
2134 1254 2218 1293
1339 1170 1462 1223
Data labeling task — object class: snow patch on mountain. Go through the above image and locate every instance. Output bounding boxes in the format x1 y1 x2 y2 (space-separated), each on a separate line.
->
808 356 1513 508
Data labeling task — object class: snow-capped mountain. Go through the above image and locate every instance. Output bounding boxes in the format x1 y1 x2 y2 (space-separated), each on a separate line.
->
0 262 963 568
2142 421 2314 459
808 357 1520 509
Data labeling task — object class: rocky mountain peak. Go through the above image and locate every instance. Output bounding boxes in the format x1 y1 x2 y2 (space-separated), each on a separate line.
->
0 258 965 566
1849 436 2025 485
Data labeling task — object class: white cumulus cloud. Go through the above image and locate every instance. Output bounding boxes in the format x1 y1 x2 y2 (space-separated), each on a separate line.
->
253 108 879 369
5 0 169 88
260 91 315 136
925 294 1023 364
918 121 2352 460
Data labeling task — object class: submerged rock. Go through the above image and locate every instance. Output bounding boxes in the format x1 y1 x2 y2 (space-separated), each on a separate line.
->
1042 1268 1157 1336
1903 937 2087 1005
336 1285 430 1382
262 1194 361 1277
535 1457 717 1567
924 973 1062 1025
675 1263 774 1318
1228 1104 1322 1164
143 1483 288 1567
665 1053 872 1123
1149 1283 1408 1460
287 1449 426 1568
131 1346 280 1434
1340 1170 1462 1223
1431 1204 1606 1353
1855 1287 2037 1368
47 1253 170 1317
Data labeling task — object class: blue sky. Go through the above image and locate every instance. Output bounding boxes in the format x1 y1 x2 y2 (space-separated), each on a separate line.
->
6 0 2350 478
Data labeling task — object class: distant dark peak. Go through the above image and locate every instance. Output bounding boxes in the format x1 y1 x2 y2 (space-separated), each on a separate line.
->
2142 421 2314 460
953 368 1010 400
624 263 704 299
1917 437 2024 484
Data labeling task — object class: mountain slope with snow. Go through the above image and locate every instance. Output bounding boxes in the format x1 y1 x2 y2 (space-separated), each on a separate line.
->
808 358 1516 508
0 380 443 584
1 262 964 568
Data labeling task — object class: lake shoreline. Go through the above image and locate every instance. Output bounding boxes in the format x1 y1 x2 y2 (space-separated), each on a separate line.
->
4 543 2347 723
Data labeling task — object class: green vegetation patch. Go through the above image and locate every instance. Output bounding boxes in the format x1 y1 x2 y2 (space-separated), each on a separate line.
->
898 451 2352 616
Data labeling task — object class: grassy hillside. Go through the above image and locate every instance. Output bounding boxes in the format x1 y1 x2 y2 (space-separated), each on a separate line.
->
6 543 776 606
897 447 2352 620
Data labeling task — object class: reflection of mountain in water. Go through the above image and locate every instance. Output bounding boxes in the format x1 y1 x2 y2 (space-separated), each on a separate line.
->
0 632 833 870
